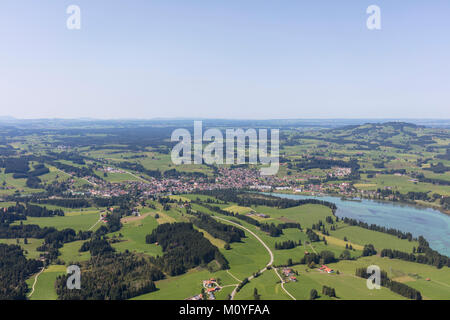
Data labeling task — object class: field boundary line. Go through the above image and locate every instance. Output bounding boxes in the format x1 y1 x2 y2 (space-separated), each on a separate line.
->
226 270 242 283
88 212 103 230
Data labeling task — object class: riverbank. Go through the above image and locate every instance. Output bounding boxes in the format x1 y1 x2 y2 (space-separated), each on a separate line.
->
270 190 450 216
263 192 450 257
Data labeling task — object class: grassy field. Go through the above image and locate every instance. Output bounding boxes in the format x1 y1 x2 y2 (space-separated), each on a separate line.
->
94 169 141 183
330 224 418 252
358 174 450 196
219 228 270 280
59 240 91 265
251 204 334 229
223 205 253 214
0 169 44 196
110 214 162 257
14 198 448 301
12 210 101 231
27 265 67 300
286 266 406 300
235 269 291 300
326 256 450 300
196 201 361 265
133 268 236 300
0 238 44 259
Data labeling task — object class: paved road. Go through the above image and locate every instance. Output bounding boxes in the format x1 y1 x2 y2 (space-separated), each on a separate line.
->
214 216 295 300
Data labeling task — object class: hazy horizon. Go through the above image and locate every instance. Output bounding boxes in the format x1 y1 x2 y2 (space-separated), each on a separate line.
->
1 116 450 122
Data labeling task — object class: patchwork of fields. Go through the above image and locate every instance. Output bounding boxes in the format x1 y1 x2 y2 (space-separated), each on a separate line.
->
5 194 447 301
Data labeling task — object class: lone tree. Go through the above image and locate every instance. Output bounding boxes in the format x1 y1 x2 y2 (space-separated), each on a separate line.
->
310 289 318 300
253 288 260 300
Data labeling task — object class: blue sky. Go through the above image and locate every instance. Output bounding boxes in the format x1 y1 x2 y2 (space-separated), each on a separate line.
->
0 1 449 119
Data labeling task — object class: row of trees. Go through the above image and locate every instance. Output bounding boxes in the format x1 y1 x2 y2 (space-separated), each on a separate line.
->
186 209 245 243
380 240 449 268
2 203 64 218
275 250 337 268
197 189 337 212
322 285 336 297
35 198 90 208
274 240 301 250
355 267 422 300
342 217 415 241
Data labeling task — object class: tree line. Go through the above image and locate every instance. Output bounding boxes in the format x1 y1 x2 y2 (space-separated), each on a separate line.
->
275 240 301 250
0 244 43 300
186 209 245 243
355 267 422 300
56 249 164 300
145 222 229 276
381 237 449 269
196 189 337 212
341 217 415 241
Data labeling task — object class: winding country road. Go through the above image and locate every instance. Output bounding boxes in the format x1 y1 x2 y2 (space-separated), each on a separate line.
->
214 216 295 300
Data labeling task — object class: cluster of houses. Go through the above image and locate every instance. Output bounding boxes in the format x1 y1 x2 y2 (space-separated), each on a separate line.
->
61 164 369 200
203 278 221 300
186 278 221 300
68 167 290 198
282 268 298 282
327 167 352 178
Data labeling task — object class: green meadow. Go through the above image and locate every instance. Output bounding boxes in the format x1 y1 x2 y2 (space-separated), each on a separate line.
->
250 204 334 228
219 228 270 280
0 238 44 259
12 210 101 231
234 270 291 300
59 240 91 265
133 269 235 300
110 214 162 257
326 256 450 300
27 265 67 300
330 224 418 252
287 267 405 300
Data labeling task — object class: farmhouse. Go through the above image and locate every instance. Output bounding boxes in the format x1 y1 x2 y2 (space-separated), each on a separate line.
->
319 265 334 273
282 268 294 277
